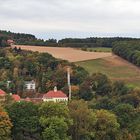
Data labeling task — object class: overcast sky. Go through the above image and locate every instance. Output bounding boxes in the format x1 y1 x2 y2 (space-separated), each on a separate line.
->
0 0 140 40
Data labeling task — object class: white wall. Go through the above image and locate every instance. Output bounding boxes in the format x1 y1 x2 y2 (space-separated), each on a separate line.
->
43 97 68 102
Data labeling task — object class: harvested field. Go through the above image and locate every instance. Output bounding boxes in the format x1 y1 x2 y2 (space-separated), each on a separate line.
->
13 45 112 62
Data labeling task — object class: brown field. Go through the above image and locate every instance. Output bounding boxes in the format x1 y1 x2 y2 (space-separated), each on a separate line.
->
13 45 112 62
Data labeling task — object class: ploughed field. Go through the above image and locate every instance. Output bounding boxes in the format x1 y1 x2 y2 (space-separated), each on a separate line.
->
14 45 112 62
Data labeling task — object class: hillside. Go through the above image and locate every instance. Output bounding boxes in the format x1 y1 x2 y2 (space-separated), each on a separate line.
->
76 55 140 88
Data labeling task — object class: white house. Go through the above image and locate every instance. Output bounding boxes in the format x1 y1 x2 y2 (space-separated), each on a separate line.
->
43 87 68 103
25 80 36 91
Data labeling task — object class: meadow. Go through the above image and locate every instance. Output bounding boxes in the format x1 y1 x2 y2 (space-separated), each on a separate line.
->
76 55 140 88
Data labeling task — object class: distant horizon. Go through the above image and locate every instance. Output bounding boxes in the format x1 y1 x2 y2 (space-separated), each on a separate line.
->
1 29 140 41
1 0 140 40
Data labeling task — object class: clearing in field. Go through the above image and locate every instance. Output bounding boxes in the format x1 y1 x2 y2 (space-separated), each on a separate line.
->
14 45 112 62
76 55 140 88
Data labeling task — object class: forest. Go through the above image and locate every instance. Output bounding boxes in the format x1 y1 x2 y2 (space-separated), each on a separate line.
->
1 30 140 48
0 48 140 140
0 30 57 46
58 37 139 48
0 36 9 47
112 40 140 66
0 47 88 97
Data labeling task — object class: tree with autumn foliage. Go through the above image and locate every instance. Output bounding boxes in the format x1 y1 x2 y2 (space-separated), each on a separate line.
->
0 106 12 140
94 109 120 140
68 100 97 140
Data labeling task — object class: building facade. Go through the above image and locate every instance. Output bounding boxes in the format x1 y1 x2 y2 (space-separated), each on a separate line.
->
43 87 68 103
25 80 36 91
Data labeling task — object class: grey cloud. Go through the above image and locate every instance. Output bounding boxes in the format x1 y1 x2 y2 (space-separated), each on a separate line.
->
0 0 140 39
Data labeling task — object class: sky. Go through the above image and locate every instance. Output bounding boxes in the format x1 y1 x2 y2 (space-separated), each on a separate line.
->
0 0 140 40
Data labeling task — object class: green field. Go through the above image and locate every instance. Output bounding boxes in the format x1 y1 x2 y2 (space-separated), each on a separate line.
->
76 58 140 88
81 47 112 52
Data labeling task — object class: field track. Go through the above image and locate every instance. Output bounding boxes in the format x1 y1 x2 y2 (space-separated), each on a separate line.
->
13 45 112 62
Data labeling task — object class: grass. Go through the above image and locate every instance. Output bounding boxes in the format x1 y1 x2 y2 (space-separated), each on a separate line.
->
76 58 140 88
81 47 112 52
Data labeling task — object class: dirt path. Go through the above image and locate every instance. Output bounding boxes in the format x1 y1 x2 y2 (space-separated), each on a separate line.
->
13 45 112 62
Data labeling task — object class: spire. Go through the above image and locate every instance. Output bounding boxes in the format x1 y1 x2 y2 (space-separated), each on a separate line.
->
54 86 57 92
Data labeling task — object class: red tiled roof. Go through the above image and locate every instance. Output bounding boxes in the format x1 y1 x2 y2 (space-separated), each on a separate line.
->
0 89 6 96
12 94 21 102
24 97 31 102
43 90 67 98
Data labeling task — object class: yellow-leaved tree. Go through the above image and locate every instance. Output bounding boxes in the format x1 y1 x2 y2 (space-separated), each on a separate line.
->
0 107 12 140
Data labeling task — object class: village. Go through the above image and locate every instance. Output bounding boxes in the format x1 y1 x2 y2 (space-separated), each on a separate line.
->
0 68 71 104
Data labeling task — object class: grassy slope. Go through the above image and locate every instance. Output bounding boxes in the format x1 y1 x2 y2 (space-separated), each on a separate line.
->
75 58 140 88
86 47 112 52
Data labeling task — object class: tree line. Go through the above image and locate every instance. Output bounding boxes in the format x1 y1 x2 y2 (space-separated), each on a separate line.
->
1 30 140 48
58 37 139 48
112 40 140 67
0 30 57 47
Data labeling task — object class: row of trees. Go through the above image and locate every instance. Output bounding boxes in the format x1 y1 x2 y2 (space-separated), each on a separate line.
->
58 37 139 48
112 40 140 66
1 30 140 48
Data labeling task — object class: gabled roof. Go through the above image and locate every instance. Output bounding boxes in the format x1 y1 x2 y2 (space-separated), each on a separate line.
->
12 94 21 102
0 89 6 96
43 90 68 98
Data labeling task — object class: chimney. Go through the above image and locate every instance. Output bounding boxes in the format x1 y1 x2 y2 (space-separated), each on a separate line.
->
54 86 57 92
67 67 71 100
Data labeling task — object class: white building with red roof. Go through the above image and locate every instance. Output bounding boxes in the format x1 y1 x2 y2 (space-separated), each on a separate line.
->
43 87 68 102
